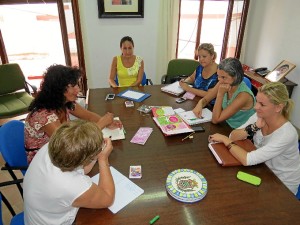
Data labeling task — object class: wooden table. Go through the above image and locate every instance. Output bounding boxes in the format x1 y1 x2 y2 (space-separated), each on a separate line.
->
76 85 300 225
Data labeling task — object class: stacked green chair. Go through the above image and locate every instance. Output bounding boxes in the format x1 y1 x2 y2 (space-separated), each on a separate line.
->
161 59 200 84
0 63 36 119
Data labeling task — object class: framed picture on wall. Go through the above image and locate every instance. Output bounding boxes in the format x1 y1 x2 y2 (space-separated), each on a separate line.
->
265 60 296 82
98 0 144 18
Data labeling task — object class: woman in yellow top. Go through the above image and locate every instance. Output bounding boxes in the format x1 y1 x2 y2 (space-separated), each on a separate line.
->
109 36 144 87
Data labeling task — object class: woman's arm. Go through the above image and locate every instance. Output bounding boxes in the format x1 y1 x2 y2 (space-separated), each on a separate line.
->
72 138 115 208
212 88 253 124
210 133 248 165
71 103 121 129
130 60 144 87
192 83 219 117
109 57 118 87
179 71 210 97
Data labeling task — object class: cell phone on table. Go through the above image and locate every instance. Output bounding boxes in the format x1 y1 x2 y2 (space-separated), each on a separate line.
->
105 94 115 100
191 126 205 132
176 97 187 103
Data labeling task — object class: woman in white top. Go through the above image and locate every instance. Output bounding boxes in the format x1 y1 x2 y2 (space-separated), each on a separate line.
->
24 120 115 225
209 82 300 196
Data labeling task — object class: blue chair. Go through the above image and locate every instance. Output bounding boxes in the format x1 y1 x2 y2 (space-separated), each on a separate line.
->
0 179 24 225
0 120 28 197
115 72 153 86
243 76 252 89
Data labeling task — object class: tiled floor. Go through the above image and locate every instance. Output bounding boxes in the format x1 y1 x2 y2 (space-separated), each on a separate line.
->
0 153 24 225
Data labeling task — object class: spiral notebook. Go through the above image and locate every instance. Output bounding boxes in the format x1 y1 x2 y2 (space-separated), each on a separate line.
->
177 108 212 125
161 81 185 96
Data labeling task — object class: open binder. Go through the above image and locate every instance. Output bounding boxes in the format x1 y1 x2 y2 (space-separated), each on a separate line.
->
208 139 256 166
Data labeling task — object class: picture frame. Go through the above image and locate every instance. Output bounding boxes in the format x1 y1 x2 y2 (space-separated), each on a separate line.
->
265 60 296 82
98 0 144 18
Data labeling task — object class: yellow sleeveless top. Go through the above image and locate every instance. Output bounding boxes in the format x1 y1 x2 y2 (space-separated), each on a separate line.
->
117 55 142 87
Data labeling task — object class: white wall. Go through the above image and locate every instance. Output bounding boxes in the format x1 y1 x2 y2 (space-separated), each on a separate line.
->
78 0 160 88
78 0 300 128
242 0 300 128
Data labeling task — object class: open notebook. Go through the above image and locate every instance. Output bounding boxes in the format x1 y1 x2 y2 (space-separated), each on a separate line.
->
177 108 212 125
102 117 125 140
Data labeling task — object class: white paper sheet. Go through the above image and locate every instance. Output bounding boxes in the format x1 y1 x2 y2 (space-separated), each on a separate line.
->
121 90 145 100
91 166 144 214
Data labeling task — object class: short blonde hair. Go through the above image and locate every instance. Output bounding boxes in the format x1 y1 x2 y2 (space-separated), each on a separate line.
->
258 82 294 119
49 120 103 172
197 43 217 60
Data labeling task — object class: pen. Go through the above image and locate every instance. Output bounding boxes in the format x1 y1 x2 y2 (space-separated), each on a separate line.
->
189 116 204 120
149 215 160 224
181 132 195 141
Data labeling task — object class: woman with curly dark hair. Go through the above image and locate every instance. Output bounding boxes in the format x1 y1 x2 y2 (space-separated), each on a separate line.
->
24 64 121 163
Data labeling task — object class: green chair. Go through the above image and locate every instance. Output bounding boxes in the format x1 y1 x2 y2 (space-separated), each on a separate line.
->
161 59 200 84
0 63 36 119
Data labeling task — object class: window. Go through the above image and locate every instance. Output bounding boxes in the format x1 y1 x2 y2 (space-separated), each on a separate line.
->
0 0 87 94
177 0 249 62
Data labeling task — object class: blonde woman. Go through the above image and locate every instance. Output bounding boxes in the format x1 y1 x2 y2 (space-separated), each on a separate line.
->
179 43 218 97
209 82 300 196
24 120 115 224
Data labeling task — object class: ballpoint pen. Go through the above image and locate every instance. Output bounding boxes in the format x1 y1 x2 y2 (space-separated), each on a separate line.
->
181 132 195 141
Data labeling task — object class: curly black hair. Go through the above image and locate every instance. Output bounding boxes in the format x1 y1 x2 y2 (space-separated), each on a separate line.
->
29 64 81 113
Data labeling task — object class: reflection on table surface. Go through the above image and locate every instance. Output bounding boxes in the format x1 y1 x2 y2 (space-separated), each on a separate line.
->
76 85 300 225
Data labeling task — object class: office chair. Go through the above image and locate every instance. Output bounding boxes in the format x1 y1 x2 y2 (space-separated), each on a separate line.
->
161 59 200 84
0 179 24 225
0 63 37 119
115 72 153 86
243 76 252 89
0 120 28 197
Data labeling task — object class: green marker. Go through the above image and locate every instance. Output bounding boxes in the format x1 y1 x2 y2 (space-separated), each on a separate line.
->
149 215 160 224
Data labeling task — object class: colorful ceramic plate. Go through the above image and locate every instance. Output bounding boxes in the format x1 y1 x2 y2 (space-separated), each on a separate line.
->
166 169 207 203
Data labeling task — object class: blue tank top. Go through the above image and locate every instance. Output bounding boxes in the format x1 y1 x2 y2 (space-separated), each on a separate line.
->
193 65 218 91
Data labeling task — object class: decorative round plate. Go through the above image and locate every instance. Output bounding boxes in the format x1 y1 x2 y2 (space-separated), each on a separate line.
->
166 169 207 203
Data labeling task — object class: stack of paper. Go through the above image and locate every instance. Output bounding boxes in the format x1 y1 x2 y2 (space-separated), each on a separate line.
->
161 81 185 96
92 167 144 214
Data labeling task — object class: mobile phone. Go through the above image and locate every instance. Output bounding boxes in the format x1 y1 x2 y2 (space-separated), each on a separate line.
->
237 171 261 186
176 97 187 103
105 94 115 100
191 126 205 132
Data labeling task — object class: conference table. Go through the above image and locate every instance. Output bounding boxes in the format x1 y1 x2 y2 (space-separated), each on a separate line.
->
76 85 300 225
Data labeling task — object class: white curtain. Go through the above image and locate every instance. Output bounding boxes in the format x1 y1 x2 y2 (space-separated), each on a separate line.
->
155 0 180 83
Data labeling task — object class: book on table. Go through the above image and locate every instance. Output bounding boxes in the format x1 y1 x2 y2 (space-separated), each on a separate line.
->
208 139 256 166
177 108 212 125
151 106 194 136
161 81 185 96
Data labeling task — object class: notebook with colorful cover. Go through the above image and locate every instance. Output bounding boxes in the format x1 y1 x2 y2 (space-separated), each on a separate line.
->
208 139 256 166
152 106 193 136
177 108 212 125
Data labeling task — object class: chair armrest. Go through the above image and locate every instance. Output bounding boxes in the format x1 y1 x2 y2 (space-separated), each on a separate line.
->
0 179 23 188
147 79 153 85
2 165 28 171
161 74 167 84
25 80 37 96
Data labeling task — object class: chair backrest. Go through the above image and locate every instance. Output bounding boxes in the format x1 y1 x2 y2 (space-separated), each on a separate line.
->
165 59 200 84
115 72 149 86
0 120 27 175
243 76 252 89
0 63 26 95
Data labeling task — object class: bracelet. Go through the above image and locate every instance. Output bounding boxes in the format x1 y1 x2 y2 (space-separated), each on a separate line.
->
245 122 260 137
226 142 236 150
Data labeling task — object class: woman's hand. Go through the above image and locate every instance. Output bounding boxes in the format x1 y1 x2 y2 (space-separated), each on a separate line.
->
106 119 123 130
256 117 266 129
209 133 231 145
98 138 113 160
97 112 114 128
217 83 231 96
192 104 203 118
